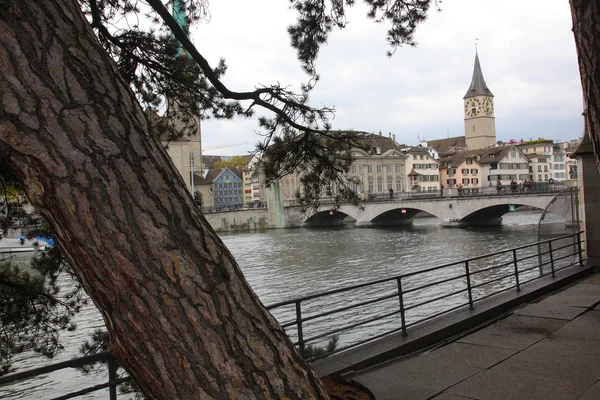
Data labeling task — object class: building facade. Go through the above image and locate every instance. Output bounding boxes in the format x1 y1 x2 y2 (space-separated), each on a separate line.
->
402 147 440 192
440 155 483 191
209 167 244 210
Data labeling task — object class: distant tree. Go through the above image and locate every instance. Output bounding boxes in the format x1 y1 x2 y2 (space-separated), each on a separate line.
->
0 0 437 398
213 156 249 170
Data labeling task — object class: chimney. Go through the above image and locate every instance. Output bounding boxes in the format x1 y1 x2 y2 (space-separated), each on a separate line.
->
379 131 382 136
393 134 396 142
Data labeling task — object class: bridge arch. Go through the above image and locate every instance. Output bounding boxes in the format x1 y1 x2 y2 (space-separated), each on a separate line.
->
302 209 356 227
296 192 564 228
445 194 559 227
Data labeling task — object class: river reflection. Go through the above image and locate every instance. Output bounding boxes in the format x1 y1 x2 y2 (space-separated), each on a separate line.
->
2 210 571 399
222 210 557 306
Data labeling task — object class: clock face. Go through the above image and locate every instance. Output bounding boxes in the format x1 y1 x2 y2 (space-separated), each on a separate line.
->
484 98 494 116
465 99 481 117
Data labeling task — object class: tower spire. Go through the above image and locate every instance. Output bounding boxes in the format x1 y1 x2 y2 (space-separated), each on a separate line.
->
463 51 493 99
172 0 189 56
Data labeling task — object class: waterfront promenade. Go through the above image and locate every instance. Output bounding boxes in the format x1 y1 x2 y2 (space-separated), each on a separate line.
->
332 267 600 400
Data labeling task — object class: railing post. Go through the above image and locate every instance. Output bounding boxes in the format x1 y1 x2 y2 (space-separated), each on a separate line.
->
465 261 474 310
577 231 584 266
108 354 117 400
513 249 521 291
548 241 555 277
397 277 407 336
295 301 305 354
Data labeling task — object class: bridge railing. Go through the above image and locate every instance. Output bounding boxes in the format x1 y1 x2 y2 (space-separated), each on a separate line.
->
266 231 585 360
389 181 566 201
302 182 569 207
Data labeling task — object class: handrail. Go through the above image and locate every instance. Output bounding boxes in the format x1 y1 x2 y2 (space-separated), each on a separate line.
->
267 231 585 360
267 231 582 309
0 351 130 400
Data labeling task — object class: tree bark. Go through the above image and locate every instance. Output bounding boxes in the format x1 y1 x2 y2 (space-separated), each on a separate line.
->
570 0 600 173
0 1 328 398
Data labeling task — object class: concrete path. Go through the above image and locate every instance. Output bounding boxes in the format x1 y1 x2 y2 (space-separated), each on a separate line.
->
349 271 600 400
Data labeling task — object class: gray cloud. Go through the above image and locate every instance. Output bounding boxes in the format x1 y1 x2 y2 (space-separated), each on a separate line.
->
194 0 583 155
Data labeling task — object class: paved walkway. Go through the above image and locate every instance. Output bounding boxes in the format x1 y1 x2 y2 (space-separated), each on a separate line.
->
348 271 600 400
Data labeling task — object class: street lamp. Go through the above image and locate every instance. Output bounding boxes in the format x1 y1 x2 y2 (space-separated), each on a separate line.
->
189 151 195 199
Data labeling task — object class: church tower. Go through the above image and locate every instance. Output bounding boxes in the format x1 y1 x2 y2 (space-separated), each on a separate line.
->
163 0 203 198
464 52 496 149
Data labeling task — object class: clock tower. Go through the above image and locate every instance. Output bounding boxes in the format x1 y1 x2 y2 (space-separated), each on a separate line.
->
464 52 496 149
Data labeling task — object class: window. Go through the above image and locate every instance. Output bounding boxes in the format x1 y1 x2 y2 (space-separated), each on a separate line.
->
395 164 402 173
351 165 357 174
367 165 373 173
544 165 548 172
377 180 383 192
462 169 469 175
376 165 382 173
396 181 403 192
544 174 548 181
471 169 478 174
538 174 542 181
466 159 473 165
471 178 479 185
537 165 542 172
368 181 373 191
387 179 393 189
386 165 391 173
420 155 424 160
358 165 363 173
462 178 469 185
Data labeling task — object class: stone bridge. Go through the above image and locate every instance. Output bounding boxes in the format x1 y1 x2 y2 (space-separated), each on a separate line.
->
292 191 571 228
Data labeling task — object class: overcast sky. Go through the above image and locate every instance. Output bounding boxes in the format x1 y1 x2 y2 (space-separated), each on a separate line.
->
190 0 583 156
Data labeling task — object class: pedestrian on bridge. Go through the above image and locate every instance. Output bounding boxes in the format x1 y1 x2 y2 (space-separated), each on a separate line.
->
389 188 394 199
496 179 502 193
510 179 518 193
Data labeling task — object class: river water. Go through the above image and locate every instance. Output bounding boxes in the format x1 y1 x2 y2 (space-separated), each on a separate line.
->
1 210 568 399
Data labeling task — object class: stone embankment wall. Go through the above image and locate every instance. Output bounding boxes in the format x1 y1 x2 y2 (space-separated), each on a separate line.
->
203 209 270 232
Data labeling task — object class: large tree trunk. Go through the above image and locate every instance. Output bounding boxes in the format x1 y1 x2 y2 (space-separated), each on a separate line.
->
0 1 328 398
570 0 600 172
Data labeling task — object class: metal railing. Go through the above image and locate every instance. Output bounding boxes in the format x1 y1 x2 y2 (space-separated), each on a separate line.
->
266 231 585 360
0 352 130 400
0 232 585 396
